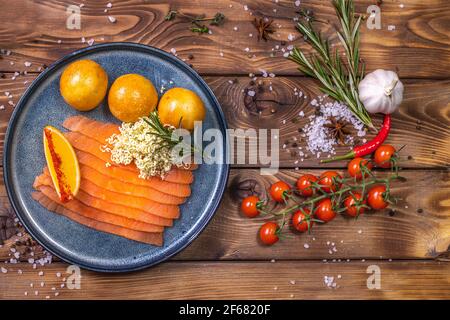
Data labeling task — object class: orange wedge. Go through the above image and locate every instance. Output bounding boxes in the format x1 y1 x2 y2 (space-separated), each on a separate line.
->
43 125 80 203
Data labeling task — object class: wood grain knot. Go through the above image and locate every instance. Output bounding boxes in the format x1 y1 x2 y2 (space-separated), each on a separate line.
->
229 176 263 201
0 208 18 245
243 82 292 116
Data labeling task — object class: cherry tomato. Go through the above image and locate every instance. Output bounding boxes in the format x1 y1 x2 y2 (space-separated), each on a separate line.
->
344 192 366 217
241 196 261 218
259 222 280 245
347 158 372 180
314 198 336 223
367 185 389 210
296 174 318 197
269 181 291 203
318 171 342 193
292 208 313 232
374 145 396 168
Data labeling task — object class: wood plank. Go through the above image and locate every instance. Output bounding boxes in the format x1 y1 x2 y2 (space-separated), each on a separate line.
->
1 169 449 262
0 0 449 78
0 74 449 168
0 261 449 299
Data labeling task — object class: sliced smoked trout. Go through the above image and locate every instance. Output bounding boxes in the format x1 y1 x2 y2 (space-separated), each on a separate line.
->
63 115 198 172
40 169 180 219
77 164 186 205
32 192 163 245
32 181 163 233
35 179 172 227
64 132 192 197
75 149 193 186
63 115 120 144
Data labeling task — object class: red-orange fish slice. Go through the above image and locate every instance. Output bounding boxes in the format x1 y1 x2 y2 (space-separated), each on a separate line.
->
35 178 172 227
64 132 192 197
75 150 193 189
64 131 194 185
63 115 120 144
40 169 180 219
32 192 163 246
76 164 186 206
32 179 163 233
64 115 198 172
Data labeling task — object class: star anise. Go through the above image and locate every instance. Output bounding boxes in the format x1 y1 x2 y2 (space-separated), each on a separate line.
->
252 17 274 42
324 117 352 145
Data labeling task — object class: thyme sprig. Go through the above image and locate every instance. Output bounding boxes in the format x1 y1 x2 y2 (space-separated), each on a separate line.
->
289 0 374 130
165 10 225 34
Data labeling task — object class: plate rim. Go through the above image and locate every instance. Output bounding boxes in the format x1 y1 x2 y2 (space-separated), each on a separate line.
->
3 42 230 272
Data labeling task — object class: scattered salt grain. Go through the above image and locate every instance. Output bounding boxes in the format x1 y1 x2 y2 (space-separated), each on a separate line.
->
38 271 44 276
324 275 337 288
24 61 32 67
87 39 95 46
108 16 116 23
1 267 7 273
302 100 365 156
388 25 396 31
106 2 112 8
295 0 301 7
303 243 310 249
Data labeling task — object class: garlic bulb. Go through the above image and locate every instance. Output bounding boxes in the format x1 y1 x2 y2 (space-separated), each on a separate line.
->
358 69 404 114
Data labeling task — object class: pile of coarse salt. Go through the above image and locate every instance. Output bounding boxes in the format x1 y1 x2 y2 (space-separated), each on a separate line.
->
302 98 366 158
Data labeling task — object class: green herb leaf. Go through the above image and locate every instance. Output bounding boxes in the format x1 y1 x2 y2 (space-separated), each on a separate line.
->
165 10 177 21
288 0 374 129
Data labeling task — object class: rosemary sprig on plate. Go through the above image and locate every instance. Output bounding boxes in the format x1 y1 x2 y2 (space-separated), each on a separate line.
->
289 0 374 130
143 112 197 158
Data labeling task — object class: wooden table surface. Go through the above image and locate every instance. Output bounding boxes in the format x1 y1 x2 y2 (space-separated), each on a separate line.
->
0 0 449 300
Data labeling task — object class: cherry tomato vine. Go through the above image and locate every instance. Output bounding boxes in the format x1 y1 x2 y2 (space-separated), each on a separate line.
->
240 145 402 246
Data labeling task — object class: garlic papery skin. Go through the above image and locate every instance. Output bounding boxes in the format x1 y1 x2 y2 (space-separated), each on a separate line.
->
358 69 404 114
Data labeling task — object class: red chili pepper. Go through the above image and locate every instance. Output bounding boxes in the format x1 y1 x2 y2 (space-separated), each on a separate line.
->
321 114 391 163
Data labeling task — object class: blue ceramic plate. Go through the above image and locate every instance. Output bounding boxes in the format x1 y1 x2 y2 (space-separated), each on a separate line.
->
3 43 229 272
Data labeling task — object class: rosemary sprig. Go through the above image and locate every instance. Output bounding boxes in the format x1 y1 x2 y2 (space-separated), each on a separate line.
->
289 0 374 130
165 11 225 34
143 112 180 148
143 112 199 160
